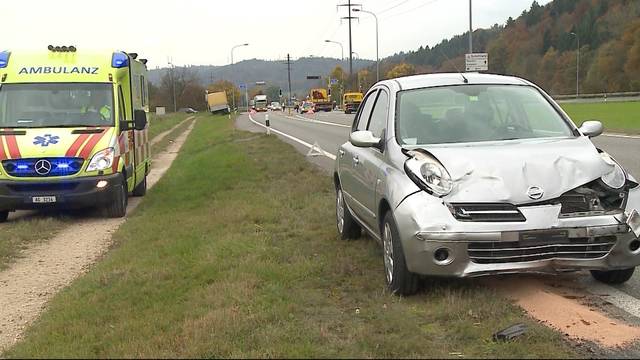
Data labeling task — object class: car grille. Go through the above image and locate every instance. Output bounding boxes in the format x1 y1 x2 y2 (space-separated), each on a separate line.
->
2 158 83 178
450 203 526 222
6 182 80 193
468 236 616 264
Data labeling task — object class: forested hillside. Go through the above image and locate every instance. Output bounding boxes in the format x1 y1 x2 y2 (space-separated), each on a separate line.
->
384 0 640 95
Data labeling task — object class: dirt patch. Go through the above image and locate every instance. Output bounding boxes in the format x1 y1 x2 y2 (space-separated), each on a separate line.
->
0 121 196 352
491 276 640 348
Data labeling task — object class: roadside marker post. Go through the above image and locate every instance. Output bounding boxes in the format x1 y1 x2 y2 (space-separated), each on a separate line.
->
265 114 271 135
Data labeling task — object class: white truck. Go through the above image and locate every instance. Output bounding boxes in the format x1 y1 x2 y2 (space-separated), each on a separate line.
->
253 95 268 112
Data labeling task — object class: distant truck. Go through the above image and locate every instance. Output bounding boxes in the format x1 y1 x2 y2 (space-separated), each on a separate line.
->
254 95 268 112
309 88 332 112
343 92 363 114
206 91 229 114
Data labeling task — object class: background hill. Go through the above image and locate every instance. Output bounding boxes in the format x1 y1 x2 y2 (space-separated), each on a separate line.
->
375 0 640 95
149 57 373 98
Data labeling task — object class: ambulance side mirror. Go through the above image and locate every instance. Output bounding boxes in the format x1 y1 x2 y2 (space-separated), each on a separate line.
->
133 110 148 131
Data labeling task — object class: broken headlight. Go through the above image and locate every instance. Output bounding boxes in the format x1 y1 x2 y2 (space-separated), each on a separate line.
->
600 152 626 190
405 150 453 197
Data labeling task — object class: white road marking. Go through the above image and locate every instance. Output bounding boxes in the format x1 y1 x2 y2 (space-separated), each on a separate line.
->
248 113 337 160
583 280 640 319
602 133 640 140
285 114 351 128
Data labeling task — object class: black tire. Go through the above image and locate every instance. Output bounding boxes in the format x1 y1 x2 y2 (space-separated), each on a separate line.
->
132 175 147 197
382 212 419 296
336 186 361 240
591 267 635 284
105 178 127 218
0 211 8 223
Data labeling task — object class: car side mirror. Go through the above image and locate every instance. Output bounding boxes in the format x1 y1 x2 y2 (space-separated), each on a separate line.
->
350 130 382 149
134 110 148 131
579 120 603 138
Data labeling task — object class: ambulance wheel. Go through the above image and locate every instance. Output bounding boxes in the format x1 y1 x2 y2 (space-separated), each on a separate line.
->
132 176 147 197
0 211 8 223
105 178 128 218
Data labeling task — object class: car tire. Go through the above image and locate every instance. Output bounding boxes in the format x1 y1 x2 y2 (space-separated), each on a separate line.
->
591 267 635 284
382 212 419 296
132 175 147 197
105 178 127 218
0 211 8 223
336 186 361 240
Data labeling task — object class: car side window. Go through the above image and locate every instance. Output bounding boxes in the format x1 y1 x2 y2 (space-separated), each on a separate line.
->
355 90 378 132
368 90 389 138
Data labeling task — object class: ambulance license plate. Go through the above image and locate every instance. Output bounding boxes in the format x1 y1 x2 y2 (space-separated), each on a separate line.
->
32 196 57 204
627 209 640 238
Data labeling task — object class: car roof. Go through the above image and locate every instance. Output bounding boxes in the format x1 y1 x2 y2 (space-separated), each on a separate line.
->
379 73 532 91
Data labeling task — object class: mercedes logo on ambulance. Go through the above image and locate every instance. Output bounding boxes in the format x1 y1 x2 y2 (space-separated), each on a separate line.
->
34 159 52 176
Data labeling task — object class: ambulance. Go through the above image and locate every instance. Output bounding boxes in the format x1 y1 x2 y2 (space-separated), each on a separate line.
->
0 46 151 221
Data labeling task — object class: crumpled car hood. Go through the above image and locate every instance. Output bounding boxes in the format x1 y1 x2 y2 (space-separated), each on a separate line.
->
423 136 614 204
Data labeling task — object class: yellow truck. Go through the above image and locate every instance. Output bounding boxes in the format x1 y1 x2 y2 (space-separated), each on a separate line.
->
343 92 363 114
0 46 150 221
206 91 229 114
309 88 332 112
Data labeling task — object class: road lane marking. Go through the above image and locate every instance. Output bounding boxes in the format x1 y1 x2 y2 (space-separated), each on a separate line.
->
285 114 351 128
248 114 337 160
583 280 640 319
602 133 640 139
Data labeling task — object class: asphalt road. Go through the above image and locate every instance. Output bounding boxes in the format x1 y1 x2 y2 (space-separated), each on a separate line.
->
237 109 640 319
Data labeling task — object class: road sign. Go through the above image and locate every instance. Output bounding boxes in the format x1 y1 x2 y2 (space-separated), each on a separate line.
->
465 53 488 72
330 78 339 85
239 84 246 89
307 75 321 80
255 81 266 85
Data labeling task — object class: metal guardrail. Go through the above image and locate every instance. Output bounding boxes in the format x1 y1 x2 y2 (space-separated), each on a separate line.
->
553 92 640 100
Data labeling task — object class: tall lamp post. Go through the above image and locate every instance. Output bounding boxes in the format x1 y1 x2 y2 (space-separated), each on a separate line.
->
167 59 177 113
569 32 580 98
230 43 249 112
325 40 345 106
353 8 379 83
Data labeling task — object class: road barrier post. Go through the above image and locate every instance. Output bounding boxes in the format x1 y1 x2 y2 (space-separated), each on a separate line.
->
265 114 271 135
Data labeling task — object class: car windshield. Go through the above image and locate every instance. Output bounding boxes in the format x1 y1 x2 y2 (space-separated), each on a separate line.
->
0 83 114 128
397 84 574 145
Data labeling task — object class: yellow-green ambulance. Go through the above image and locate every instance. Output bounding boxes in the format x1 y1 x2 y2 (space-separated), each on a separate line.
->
0 46 151 221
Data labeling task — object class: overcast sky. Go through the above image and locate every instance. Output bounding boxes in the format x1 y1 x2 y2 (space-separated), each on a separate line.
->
4 0 551 68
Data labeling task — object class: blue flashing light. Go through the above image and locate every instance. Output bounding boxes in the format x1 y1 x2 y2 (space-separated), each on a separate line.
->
16 164 29 170
0 51 11 68
111 52 129 68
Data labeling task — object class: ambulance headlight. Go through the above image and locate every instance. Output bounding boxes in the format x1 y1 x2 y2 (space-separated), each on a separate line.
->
87 148 115 172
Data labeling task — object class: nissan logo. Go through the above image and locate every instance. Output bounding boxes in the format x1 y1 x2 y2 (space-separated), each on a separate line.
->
34 159 52 176
527 186 544 200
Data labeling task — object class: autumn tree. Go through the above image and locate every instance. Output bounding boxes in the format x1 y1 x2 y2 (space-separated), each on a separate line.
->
386 63 416 79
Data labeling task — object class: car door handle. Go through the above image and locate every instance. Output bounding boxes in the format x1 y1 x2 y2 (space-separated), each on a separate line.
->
353 155 360 165
339 149 345 158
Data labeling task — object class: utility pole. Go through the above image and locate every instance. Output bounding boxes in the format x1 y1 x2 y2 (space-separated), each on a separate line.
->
338 1 360 77
168 57 177 113
287 54 292 112
468 0 473 53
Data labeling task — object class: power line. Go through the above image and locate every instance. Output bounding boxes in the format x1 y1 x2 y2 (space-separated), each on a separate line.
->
377 0 411 14
337 0 361 76
382 0 441 20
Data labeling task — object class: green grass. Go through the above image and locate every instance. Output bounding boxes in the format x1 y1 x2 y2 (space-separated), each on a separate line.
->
0 114 192 270
151 116 196 155
5 116 576 358
561 101 640 134
148 112 192 140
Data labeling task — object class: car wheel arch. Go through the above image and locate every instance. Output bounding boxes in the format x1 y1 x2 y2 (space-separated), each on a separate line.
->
378 198 392 235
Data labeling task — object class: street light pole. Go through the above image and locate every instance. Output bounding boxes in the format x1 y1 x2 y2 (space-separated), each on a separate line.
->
353 8 379 83
325 40 344 62
570 32 580 98
230 43 249 112
469 0 473 53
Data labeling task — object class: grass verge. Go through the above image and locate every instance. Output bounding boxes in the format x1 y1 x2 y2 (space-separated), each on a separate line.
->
0 114 193 270
561 101 640 134
5 116 576 358
151 116 196 155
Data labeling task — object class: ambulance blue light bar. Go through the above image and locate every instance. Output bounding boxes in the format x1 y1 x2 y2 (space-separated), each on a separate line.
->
111 52 129 68
0 51 11 68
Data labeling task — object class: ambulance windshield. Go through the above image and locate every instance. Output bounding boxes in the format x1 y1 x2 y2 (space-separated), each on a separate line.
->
0 83 114 128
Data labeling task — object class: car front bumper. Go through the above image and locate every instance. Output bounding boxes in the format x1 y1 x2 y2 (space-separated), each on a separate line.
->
0 173 121 211
394 188 640 277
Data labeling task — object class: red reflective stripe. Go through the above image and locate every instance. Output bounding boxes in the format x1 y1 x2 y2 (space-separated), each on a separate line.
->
5 134 21 159
111 155 120 172
0 136 7 160
78 130 107 160
66 134 90 157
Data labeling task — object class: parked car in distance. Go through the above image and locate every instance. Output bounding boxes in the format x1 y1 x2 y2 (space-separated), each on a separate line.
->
270 101 282 111
334 73 640 296
178 107 198 114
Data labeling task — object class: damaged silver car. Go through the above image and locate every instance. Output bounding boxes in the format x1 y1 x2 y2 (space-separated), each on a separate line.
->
334 73 640 296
